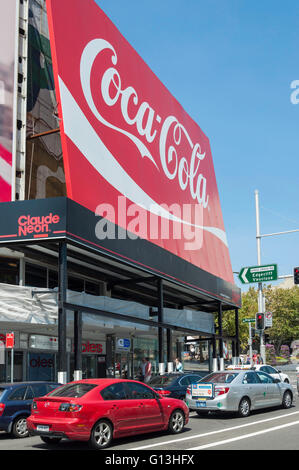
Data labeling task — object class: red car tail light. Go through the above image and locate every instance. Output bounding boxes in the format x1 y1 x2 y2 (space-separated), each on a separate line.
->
59 403 82 412
215 387 230 397
0 403 5 416
186 386 191 395
158 390 171 396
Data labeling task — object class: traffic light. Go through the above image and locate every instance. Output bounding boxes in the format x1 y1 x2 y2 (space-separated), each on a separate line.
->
294 267 299 285
255 313 265 330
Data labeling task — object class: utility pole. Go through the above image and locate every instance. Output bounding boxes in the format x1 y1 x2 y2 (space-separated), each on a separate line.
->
255 190 266 362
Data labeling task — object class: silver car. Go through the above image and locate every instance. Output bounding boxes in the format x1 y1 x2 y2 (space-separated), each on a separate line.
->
186 370 295 417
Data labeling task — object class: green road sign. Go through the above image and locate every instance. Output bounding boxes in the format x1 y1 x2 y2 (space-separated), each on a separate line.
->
238 264 278 284
242 318 256 323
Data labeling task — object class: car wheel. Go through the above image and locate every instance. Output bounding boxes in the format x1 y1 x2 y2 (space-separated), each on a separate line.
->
89 419 113 450
11 416 29 438
282 391 292 409
238 397 251 418
40 436 62 445
168 409 185 434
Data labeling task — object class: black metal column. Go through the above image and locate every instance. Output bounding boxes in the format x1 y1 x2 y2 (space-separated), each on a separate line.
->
218 302 224 370
58 241 67 383
166 328 173 372
212 333 217 371
157 278 164 374
235 307 240 363
74 310 82 380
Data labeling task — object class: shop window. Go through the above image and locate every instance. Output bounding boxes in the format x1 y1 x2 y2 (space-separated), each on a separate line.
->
7 351 24 382
25 263 47 288
28 353 55 381
0 258 19 285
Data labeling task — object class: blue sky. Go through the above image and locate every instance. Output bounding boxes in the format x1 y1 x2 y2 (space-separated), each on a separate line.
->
97 0 299 291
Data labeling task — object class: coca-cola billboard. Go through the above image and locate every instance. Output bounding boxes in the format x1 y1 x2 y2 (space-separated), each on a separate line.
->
46 0 235 289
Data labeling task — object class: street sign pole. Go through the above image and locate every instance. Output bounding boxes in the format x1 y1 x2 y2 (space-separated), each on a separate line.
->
255 190 266 363
248 323 252 365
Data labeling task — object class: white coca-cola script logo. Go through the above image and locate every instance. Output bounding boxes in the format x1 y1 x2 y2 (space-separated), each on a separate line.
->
80 39 209 209
57 39 228 246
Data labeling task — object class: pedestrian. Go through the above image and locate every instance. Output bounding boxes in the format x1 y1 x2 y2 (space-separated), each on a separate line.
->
257 353 263 364
175 357 183 372
144 357 152 383
140 358 147 381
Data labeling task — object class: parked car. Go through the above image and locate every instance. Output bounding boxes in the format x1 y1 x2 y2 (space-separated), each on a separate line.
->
27 378 189 449
226 364 291 383
186 369 295 417
148 371 209 400
253 365 290 383
0 381 61 438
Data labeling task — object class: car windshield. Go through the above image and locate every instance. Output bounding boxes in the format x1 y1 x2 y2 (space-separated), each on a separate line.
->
148 375 176 386
198 372 238 384
47 383 97 398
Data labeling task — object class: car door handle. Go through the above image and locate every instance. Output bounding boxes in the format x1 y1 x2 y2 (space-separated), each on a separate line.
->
138 403 144 407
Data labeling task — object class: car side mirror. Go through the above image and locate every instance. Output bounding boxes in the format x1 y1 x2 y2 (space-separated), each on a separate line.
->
277 370 281 373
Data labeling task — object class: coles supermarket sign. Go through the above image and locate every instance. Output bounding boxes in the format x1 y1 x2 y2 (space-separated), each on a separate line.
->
46 0 234 285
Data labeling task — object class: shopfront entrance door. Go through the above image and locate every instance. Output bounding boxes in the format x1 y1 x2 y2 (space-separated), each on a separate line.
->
115 352 133 379
82 355 97 379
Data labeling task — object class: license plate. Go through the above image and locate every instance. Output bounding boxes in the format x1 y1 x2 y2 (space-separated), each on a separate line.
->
196 401 207 408
37 425 50 432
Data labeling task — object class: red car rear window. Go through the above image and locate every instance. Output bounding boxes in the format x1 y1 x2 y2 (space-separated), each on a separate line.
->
47 383 97 398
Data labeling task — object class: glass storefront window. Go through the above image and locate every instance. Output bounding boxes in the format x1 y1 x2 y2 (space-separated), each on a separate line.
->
7 351 24 382
28 352 55 381
133 337 158 379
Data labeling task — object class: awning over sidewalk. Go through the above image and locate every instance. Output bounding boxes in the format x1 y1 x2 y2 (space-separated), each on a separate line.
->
0 197 241 312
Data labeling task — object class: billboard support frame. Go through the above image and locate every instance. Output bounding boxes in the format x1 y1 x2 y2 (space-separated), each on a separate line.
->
11 0 29 202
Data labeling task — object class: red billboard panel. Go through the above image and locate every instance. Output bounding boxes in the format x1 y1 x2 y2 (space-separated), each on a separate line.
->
46 0 234 285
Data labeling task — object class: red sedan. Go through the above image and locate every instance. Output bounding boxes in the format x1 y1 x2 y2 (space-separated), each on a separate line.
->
27 378 189 449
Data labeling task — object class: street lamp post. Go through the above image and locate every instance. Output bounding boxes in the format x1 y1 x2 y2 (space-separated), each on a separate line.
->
255 190 266 363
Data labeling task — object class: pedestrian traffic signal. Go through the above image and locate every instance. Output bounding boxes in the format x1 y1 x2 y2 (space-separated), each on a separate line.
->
255 313 264 330
294 267 299 285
